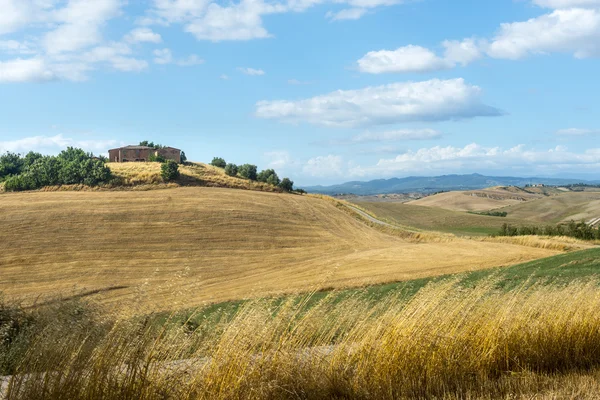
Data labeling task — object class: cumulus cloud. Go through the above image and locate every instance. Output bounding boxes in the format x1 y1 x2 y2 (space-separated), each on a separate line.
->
348 143 600 177
143 0 406 42
256 78 502 128
0 58 55 83
238 67 266 75
357 45 452 73
358 3 600 74
125 28 162 43
0 134 121 154
487 8 600 59
42 0 123 55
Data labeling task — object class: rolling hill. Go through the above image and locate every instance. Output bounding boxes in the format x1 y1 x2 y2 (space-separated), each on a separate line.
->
304 174 598 195
354 201 526 236
0 187 561 310
407 187 542 212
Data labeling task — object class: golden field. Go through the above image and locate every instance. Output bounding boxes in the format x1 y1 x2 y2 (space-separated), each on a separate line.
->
5 279 600 399
0 187 562 310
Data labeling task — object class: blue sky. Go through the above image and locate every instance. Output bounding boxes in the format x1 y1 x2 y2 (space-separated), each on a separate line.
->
1 0 600 185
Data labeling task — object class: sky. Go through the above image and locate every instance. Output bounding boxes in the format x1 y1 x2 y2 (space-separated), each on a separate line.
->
1 0 600 185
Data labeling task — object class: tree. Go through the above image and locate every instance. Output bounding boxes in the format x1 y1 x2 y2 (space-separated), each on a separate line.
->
211 157 227 168
161 160 179 181
0 152 25 181
24 151 43 167
139 141 164 149
224 163 238 177
149 154 166 163
238 164 258 181
279 178 294 192
257 169 280 186
180 151 187 164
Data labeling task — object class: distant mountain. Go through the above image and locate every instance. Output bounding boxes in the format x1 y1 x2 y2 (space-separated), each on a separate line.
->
302 174 599 195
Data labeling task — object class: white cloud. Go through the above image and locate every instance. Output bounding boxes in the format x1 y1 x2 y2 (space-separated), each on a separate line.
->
144 0 405 42
327 8 368 20
0 134 121 154
264 150 293 169
153 48 173 64
125 28 162 43
220 74 230 80
357 45 452 73
487 8 600 59
303 155 344 177
348 143 600 177
256 78 502 128
532 0 600 8
0 40 37 55
238 67 265 75
351 129 443 142
442 38 482 66
0 58 55 83
42 0 123 55
556 128 600 135
184 0 281 41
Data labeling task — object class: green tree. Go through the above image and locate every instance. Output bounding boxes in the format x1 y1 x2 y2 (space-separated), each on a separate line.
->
149 154 166 163
224 163 238 177
161 160 179 181
211 157 227 168
0 152 25 181
238 164 258 181
180 151 187 164
257 169 280 186
23 152 43 167
279 178 294 192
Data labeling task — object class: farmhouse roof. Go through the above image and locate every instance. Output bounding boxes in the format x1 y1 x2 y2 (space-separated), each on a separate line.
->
108 145 182 152
108 145 153 151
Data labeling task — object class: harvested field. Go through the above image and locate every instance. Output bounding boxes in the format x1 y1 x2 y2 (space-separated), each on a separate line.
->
0 187 559 310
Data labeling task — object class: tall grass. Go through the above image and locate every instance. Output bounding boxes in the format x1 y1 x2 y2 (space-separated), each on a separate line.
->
4 279 600 399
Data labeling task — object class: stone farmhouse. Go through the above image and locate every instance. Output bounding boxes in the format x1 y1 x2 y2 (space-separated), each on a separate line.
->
108 146 182 163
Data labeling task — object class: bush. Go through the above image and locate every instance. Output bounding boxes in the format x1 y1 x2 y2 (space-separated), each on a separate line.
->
224 163 238 177
149 154 166 163
0 152 25 181
238 164 258 181
211 157 227 168
2 148 112 192
257 169 280 186
279 178 294 192
161 160 180 181
497 221 600 241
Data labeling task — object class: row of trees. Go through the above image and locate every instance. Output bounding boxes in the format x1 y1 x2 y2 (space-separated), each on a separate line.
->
496 221 600 241
0 148 112 192
211 157 295 192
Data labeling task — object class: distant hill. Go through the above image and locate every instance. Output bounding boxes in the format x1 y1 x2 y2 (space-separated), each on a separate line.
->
303 174 599 195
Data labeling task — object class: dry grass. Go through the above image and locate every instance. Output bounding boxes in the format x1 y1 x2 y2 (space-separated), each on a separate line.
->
5 280 600 399
107 162 282 192
408 188 541 212
0 187 560 310
500 191 600 224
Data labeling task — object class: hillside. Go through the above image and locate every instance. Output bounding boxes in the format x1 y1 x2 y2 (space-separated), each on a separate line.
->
499 191 600 224
408 187 542 212
0 187 561 310
303 173 598 195
355 201 526 236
